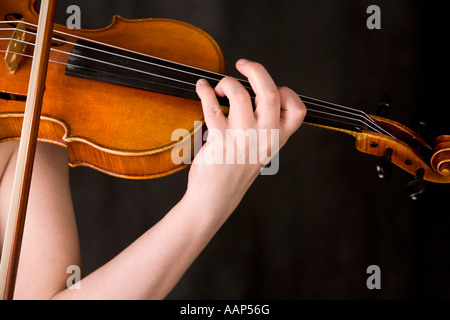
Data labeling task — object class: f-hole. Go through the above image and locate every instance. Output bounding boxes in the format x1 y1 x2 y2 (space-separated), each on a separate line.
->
33 0 40 14
5 13 24 26
0 92 27 102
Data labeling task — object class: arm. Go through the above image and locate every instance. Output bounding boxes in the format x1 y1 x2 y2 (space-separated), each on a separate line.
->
55 60 306 300
0 141 81 300
1 60 306 300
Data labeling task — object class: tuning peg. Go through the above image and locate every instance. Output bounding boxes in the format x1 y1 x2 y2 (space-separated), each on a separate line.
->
377 94 391 118
376 148 394 180
406 168 426 200
411 115 432 146
414 118 428 136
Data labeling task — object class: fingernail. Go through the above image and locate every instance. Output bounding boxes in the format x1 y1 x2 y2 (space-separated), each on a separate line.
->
237 59 249 65
197 79 208 85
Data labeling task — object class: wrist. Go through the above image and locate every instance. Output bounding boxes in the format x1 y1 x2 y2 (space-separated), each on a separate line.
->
182 184 236 226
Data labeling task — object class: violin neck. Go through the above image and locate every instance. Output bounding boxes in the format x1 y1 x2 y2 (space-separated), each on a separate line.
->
65 39 366 135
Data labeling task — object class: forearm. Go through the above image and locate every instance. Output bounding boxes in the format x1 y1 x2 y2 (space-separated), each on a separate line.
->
49 59 305 300
53 189 233 300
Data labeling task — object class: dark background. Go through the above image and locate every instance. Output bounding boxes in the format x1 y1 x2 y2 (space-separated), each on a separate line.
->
47 0 450 299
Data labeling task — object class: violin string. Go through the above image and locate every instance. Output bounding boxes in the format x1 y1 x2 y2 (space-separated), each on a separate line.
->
2 22 252 87
0 51 387 136
0 22 386 123
0 26 232 86
0 47 384 134
0 48 390 136
2 23 376 108
1 22 377 109
0 22 386 111
0 45 389 136
0 42 391 136
0 22 395 137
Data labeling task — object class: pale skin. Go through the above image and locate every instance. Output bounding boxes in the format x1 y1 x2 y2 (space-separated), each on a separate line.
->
0 59 306 299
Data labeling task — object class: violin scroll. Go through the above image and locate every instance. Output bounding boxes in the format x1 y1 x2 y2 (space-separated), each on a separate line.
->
431 135 450 177
353 116 450 184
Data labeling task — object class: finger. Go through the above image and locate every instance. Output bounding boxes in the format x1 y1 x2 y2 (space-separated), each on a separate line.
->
214 76 254 125
196 79 227 131
235 59 281 122
279 86 307 138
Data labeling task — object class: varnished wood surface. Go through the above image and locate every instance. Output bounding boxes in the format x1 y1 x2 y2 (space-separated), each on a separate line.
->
431 135 450 176
0 0 224 179
306 116 450 184
1 0 449 184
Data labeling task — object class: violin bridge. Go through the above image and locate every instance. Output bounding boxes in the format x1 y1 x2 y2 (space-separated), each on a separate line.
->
4 22 28 75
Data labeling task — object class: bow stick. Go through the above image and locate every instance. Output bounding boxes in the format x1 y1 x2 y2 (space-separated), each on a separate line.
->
0 0 57 300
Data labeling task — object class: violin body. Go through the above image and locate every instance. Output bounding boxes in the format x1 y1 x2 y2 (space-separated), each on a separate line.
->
0 0 224 179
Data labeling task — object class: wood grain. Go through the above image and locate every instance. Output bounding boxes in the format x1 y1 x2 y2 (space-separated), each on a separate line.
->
0 0 224 179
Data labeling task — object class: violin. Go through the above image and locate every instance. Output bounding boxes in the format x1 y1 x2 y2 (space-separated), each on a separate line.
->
1 0 450 183
0 0 449 299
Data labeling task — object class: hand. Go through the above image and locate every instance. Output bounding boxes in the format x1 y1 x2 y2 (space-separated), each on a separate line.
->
186 59 306 215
